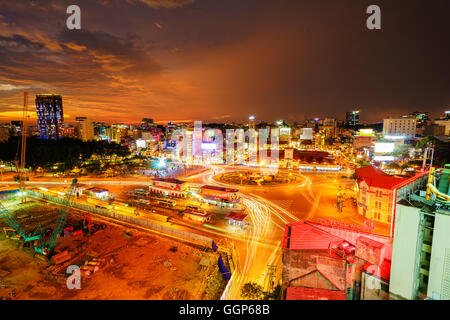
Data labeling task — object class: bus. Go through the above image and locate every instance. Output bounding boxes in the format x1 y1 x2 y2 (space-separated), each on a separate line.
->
157 198 177 207
185 201 202 211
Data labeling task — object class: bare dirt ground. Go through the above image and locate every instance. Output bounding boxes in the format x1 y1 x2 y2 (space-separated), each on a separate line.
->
0 205 216 300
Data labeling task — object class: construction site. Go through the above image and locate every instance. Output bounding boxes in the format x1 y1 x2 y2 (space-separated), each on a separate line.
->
0 93 230 300
0 186 229 300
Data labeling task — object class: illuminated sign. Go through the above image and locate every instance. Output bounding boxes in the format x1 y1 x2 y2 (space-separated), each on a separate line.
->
280 128 291 136
384 135 405 140
373 155 395 161
136 139 146 148
358 129 373 136
249 115 255 120
201 142 216 150
374 142 395 153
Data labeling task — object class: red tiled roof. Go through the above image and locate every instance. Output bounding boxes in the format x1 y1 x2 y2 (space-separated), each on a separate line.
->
356 166 406 190
282 221 344 250
286 287 347 300
225 211 247 221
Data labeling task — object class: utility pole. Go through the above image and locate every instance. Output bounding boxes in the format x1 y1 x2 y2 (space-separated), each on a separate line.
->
266 264 277 292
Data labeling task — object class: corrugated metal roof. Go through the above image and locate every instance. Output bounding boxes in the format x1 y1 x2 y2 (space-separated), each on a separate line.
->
286 287 347 300
282 221 344 250
225 211 247 221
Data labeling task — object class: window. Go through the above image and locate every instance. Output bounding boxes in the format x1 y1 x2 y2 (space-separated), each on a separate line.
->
375 201 382 210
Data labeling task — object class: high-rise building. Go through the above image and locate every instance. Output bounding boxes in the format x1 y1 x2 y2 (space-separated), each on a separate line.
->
35 94 63 139
248 115 256 130
109 123 128 143
141 118 155 131
346 110 360 127
389 168 450 300
409 112 429 127
75 117 94 142
383 117 417 139
434 111 450 136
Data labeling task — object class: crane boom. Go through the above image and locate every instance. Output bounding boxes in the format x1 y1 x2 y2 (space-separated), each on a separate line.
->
35 178 77 256
0 197 42 242
0 201 27 239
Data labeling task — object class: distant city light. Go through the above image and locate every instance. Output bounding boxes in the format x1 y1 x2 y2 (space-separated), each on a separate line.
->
385 135 405 140
136 139 146 148
249 115 255 120
157 158 167 168
201 142 216 150
373 155 395 161
374 142 395 153
358 129 373 136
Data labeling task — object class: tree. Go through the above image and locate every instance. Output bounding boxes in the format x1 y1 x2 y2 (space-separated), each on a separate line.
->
205 270 226 300
0 137 131 171
263 284 282 300
240 282 264 300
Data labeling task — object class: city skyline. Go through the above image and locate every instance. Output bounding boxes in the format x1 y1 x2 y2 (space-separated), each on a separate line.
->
0 0 449 124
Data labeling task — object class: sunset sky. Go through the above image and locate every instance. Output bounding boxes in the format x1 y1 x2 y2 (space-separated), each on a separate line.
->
0 0 449 124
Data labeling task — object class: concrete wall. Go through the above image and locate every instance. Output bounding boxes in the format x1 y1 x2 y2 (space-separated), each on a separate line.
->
356 237 383 266
427 212 450 300
389 204 420 300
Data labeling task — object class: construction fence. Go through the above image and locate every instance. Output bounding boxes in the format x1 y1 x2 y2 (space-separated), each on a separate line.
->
27 190 214 247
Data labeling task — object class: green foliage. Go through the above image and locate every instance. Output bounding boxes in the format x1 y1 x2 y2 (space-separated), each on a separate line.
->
263 284 282 300
205 269 226 300
416 136 445 149
0 137 131 171
416 136 450 167
240 282 264 300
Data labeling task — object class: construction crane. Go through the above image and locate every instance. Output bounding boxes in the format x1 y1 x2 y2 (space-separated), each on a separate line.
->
34 178 78 256
0 201 43 245
14 92 29 191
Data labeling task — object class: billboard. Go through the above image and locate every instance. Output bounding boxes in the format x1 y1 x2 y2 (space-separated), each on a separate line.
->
280 128 291 136
374 142 395 153
358 129 374 136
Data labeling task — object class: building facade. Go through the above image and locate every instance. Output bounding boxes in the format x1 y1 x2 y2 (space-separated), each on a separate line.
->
389 168 450 300
383 117 417 139
76 117 94 141
35 94 63 139
355 166 406 225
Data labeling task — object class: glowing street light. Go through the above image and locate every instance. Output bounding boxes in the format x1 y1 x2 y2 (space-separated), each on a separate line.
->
157 158 167 168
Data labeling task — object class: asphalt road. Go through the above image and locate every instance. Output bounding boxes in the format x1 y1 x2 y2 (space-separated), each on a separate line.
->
1 165 389 300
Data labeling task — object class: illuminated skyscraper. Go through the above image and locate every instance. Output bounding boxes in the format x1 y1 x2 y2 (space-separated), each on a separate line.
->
346 110 360 127
35 94 63 139
76 117 94 141
249 115 256 130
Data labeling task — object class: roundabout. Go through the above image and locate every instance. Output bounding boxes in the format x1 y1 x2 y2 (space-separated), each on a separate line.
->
215 170 301 187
